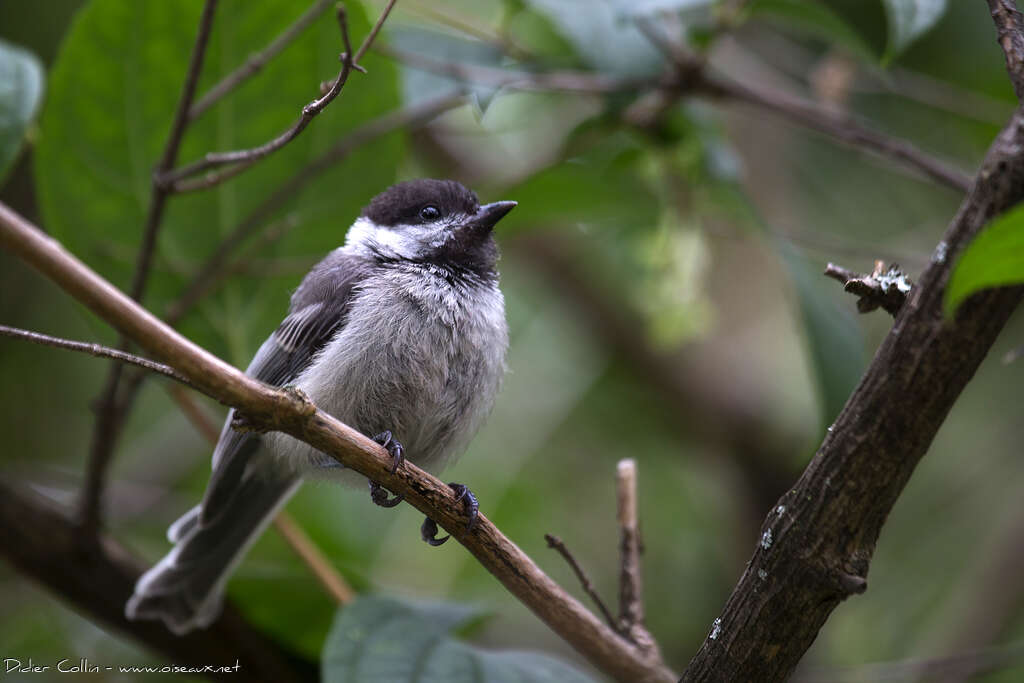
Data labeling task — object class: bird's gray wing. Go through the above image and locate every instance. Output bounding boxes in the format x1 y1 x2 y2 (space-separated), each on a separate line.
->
201 250 374 524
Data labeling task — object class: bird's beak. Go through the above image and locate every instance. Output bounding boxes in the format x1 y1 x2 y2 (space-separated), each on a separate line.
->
472 201 517 233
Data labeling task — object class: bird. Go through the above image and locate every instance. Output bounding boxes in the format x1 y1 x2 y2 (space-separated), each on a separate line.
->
126 178 514 635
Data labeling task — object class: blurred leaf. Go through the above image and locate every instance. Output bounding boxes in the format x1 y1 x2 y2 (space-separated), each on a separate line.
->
633 216 713 347
881 0 948 60
523 0 664 77
945 202 1024 317
501 132 660 233
322 595 595 683
0 39 44 182
777 241 865 426
502 1 583 66
390 26 504 111
749 0 877 63
35 0 400 361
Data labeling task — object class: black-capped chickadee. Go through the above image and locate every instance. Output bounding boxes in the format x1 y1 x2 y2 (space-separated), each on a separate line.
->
126 179 515 634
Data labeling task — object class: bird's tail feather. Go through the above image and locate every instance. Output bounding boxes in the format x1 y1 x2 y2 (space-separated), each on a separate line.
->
125 473 300 635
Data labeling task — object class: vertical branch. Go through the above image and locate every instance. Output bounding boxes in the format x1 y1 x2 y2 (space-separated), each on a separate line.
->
616 459 659 654
79 0 219 537
617 459 644 628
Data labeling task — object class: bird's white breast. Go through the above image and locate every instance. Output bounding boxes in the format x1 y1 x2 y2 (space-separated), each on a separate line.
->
265 263 508 484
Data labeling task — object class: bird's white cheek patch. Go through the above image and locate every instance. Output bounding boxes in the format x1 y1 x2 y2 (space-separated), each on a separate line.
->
345 217 453 260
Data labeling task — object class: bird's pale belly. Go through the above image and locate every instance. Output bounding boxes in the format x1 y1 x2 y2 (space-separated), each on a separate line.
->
266 270 507 483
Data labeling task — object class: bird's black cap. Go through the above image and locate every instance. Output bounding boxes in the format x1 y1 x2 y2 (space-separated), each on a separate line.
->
362 179 481 228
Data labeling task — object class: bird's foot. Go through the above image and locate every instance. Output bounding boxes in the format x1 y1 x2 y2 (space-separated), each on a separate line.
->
368 480 403 508
421 483 479 547
367 431 404 508
372 430 404 474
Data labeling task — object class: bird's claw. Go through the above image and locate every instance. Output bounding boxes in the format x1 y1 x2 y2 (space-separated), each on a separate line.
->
448 483 479 532
372 430 404 474
421 517 450 546
420 482 480 547
368 480 403 508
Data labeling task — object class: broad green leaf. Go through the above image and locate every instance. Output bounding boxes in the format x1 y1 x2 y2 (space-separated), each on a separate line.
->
322 596 596 683
36 0 401 362
881 0 948 60
777 241 865 427
749 0 877 63
0 39 44 181
945 203 1024 317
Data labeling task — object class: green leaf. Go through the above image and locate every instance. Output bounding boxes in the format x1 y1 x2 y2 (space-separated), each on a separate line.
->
945 203 1024 317
322 596 596 683
777 241 865 426
881 0 948 60
749 0 877 63
0 39 44 182
35 0 401 362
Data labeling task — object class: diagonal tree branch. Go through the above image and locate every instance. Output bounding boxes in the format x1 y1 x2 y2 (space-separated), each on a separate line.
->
690 69 972 192
680 104 1024 680
631 17 971 192
0 202 676 683
80 0 219 538
0 480 316 683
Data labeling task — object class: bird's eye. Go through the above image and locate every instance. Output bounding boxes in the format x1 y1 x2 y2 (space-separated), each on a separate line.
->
419 205 441 221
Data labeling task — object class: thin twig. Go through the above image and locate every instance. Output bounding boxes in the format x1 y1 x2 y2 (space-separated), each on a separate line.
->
161 5 357 193
544 534 618 632
164 93 467 324
352 0 397 66
0 201 676 683
692 70 973 193
616 459 644 630
0 325 194 388
80 0 219 538
272 514 355 605
988 0 1024 101
167 0 401 193
167 384 221 443
631 16 972 192
167 385 356 606
616 459 659 655
189 0 333 121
